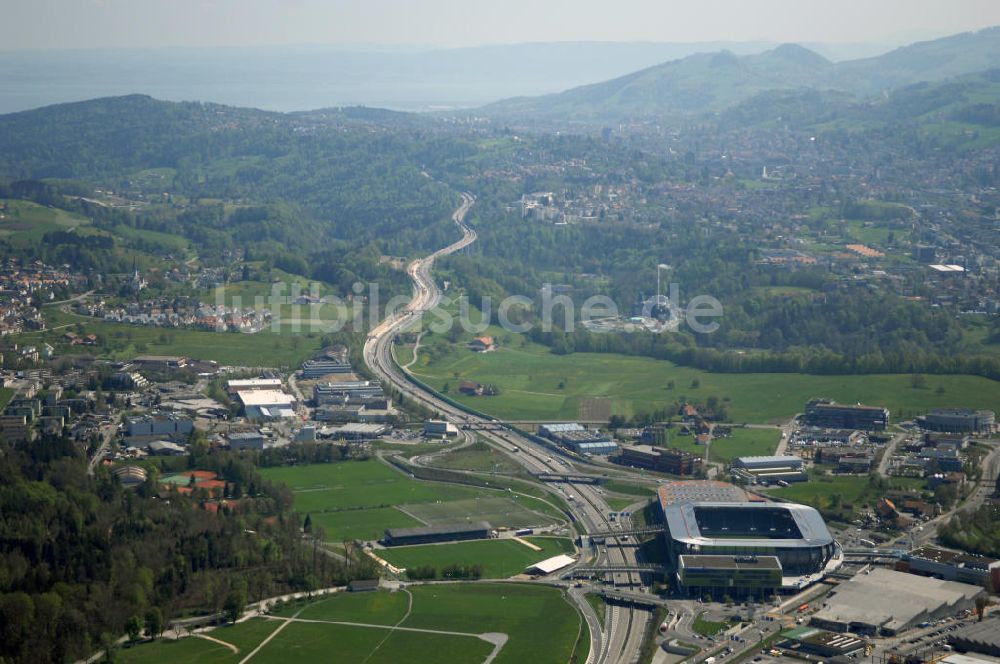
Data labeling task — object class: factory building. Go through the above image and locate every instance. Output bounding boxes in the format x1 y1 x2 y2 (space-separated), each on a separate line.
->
804 399 889 431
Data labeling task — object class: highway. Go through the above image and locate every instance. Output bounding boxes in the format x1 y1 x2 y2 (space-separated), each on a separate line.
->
362 193 650 664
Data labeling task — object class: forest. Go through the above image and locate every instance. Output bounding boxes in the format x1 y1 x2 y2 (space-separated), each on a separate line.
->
0 435 377 663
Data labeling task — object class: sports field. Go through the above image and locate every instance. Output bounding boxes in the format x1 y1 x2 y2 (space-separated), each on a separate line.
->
378 536 575 579
120 584 585 664
407 334 1000 423
260 460 562 543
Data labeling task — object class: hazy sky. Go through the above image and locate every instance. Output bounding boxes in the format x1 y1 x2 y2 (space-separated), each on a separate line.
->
4 0 1000 50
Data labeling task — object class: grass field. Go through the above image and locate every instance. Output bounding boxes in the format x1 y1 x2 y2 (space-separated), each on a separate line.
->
763 472 927 520
409 333 1000 423
261 460 561 543
272 589 408 622
120 617 281 663
400 495 560 529
0 199 92 244
709 428 781 463
121 584 583 664
0 388 14 412
378 536 575 579
35 307 323 367
693 612 730 636
427 441 523 473
310 506 424 542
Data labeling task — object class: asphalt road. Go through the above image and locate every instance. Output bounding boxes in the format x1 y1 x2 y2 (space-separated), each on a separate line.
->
362 193 650 664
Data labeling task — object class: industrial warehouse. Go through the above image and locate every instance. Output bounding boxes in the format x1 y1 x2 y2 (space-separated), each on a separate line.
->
810 568 986 635
658 481 840 595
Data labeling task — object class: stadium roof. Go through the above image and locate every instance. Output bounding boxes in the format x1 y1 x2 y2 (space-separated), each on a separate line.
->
664 501 834 549
527 554 576 574
658 480 750 506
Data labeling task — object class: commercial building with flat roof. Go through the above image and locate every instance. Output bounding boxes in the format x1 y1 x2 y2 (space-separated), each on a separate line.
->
732 455 807 485
777 627 866 658
921 408 995 433
229 431 265 450
677 555 782 597
540 423 618 455
617 444 703 476
301 357 352 379
899 546 1000 592
805 399 889 431
424 420 459 438
383 521 491 546
126 412 194 439
236 389 296 420
225 378 282 394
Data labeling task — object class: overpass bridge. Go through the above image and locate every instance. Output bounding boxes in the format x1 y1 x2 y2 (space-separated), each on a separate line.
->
535 472 606 485
563 563 668 579
587 526 665 541
600 588 669 608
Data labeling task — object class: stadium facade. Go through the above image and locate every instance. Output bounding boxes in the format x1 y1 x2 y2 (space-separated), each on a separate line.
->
658 481 839 594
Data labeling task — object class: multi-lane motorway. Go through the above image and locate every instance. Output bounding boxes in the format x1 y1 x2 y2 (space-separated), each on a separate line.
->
362 194 650 664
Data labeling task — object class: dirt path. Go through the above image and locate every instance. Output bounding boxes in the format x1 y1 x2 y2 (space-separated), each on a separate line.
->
360 588 414 664
195 633 239 654
401 332 424 371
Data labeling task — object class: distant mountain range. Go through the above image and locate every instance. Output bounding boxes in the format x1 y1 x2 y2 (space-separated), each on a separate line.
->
479 27 1000 124
0 40 896 115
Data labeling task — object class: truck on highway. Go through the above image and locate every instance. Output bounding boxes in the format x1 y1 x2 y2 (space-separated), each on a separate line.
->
514 528 533 536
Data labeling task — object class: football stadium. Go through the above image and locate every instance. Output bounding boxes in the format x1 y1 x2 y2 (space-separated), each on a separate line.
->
658 481 841 595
